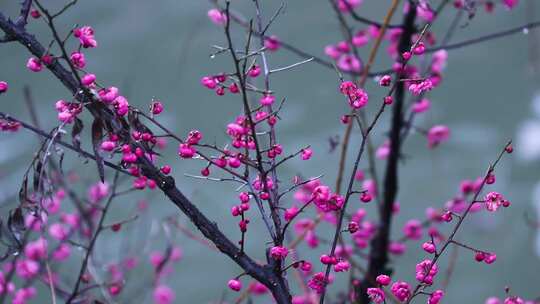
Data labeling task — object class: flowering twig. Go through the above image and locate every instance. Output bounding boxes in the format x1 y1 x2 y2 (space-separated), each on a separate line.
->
405 141 512 303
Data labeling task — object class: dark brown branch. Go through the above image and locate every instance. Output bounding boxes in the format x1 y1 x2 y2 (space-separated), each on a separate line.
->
356 5 418 304
15 0 33 27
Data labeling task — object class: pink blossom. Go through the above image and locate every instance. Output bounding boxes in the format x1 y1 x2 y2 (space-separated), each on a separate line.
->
415 259 438 284
88 182 109 203
285 206 299 221
347 88 369 109
296 147 314 166
150 251 164 268
484 253 497 264
408 79 433 95
333 260 350 272
379 75 391 86
70 52 86 68
413 42 426 55
26 57 42 72
376 141 390 159
43 196 61 214
301 148 313 160
12 287 37 304
153 285 175 304
113 95 129 116
307 272 329 294
207 9 228 26
363 179 377 197
270 246 289 260
417 3 434 22
312 185 331 203
201 76 217 89
403 219 423 240
24 238 48 260
260 94 275 106
337 0 362 12
30 9 41 18
389 241 406 255
484 191 504 212
428 290 444 304
0 81 8 93
99 87 119 103
52 243 71 261
226 123 246 137
431 50 448 73
16 259 40 279
325 44 341 59
367 287 385 304
171 246 183 262
422 241 436 254
152 100 164 115
337 54 362 72
486 297 502 304
228 279 242 291
427 125 450 148
352 30 370 47
25 212 47 231
252 176 274 191
82 74 96 86
255 111 269 123
376 274 391 286
391 281 411 302
264 35 281 51
503 0 519 9
306 230 319 248
74 26 97 48
101 140 116 151
412 98 431 113
248 281 268 295
186 130 203 144
49 222 68 240
249 65 261 77
503 297 525 304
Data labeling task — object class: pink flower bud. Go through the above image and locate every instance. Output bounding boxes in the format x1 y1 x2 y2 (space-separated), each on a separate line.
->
81 74 96 86
26 57 42 72
376 274 391 286
228 279 242 292
379 75 391 87
0 81 8 93
70 52 86 68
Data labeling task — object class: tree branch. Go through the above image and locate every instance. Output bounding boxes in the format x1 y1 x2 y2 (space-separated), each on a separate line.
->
0 10 291 303
356 4 418 303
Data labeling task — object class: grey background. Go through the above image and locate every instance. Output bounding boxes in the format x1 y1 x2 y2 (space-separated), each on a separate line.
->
1 0 540 303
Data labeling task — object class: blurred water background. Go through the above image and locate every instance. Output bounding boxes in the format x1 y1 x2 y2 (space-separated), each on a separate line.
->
1 0 540 303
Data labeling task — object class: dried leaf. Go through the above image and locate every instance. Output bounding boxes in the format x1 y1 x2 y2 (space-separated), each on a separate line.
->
91 118 105 182
18 175 28 206
33 160 43 192
72 117 84 151
7 208 25 247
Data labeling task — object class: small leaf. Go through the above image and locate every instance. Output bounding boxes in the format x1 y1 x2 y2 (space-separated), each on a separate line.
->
7 208 25 247
128 111 153 135
33 160 43 192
